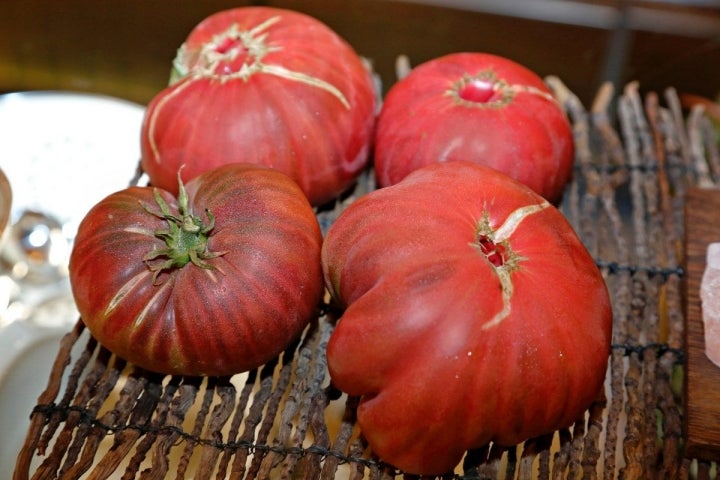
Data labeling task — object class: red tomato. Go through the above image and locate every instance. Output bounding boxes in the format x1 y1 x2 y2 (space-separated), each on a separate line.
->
69 164 323 377
374 52 574 204
322 161 611 475
140 6 377 206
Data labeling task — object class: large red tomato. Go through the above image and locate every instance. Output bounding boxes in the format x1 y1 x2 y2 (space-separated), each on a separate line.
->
69 164 323 377
374 52 574 204
140 6 377 206
322 161 611 475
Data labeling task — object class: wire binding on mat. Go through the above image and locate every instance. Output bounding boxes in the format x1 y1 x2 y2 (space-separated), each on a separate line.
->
596 260 684 280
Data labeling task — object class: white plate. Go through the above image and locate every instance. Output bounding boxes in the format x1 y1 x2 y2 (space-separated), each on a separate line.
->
0 321 68 477
0 90 146 234
0 91 145 479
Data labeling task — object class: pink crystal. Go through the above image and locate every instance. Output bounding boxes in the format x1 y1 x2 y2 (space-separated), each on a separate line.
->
700 242 720 368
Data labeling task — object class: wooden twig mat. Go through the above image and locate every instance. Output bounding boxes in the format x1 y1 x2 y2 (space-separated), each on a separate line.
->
12 78 720 479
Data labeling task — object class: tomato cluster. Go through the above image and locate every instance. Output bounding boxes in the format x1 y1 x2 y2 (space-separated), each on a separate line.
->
68 6 611 476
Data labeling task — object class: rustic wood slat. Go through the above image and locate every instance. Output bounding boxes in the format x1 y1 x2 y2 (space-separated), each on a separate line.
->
683 187 720 461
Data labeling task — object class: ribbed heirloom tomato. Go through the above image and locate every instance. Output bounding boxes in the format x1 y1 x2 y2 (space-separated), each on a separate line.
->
322 161 612 475
69 164 323 377
374 52 574 204
140 6 377 206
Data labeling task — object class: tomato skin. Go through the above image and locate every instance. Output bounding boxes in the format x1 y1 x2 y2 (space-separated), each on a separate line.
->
140 6 377 206
374 52 574 204
69 164 323 377
322 161 611 475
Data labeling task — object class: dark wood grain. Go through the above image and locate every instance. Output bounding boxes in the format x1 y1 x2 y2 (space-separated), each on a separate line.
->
684 187 720 461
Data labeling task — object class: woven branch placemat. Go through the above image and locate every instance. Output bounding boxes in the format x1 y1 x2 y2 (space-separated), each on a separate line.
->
12 78 720 479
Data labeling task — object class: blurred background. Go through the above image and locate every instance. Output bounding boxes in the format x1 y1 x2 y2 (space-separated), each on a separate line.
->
1 0 719 107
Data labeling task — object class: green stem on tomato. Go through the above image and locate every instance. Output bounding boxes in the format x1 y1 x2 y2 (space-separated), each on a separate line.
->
141 172 226 283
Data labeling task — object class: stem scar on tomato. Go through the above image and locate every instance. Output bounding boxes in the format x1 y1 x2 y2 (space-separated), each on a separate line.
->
471 200 550 329
170 15 351 109
141 172 227 284
446 69 559 108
